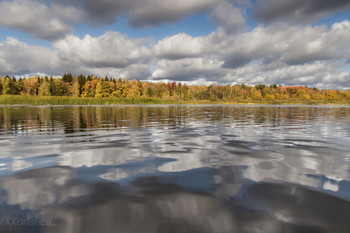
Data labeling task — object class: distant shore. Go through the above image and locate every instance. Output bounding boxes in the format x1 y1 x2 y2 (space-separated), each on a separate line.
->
0 95 349 106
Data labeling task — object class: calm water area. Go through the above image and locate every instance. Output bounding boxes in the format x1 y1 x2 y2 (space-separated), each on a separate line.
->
0 105 350 233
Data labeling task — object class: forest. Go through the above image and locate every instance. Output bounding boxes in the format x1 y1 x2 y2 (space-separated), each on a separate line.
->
0 74 350 105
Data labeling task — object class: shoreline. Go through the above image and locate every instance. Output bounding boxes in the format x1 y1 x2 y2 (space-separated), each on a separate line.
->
1 105 350 109
0 95 349 106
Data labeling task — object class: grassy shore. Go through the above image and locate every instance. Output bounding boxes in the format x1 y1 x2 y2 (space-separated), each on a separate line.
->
0 95 349 105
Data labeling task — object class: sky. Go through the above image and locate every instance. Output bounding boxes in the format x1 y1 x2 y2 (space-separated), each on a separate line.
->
0 0 350 89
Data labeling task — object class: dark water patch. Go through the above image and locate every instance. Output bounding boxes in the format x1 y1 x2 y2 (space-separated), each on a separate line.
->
1 166 349 233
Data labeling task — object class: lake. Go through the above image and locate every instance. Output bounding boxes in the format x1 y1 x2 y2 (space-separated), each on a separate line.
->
0 105 350 233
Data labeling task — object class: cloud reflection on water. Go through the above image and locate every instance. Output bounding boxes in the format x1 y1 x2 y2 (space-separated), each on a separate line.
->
0 105 350 232
1 166 350 233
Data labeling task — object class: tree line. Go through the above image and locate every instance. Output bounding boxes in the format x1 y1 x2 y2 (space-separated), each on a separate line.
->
0 74 349 102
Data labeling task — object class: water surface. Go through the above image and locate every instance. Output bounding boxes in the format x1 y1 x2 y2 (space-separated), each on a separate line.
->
0 105 350 233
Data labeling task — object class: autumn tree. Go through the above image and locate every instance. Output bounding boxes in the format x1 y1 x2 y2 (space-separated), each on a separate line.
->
82 79 99 97
192 85 208 100
181 84 192 100
111 79 127 97
38 80 51 96
167 82 177 97
77 74 87 95
1 76 12 95
70 79 80 97
325 90 340 100
95 80 113 98
126 80 142 98
250 86 262 100
153 82 169 98
23 77 40 95
51 78 70 96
